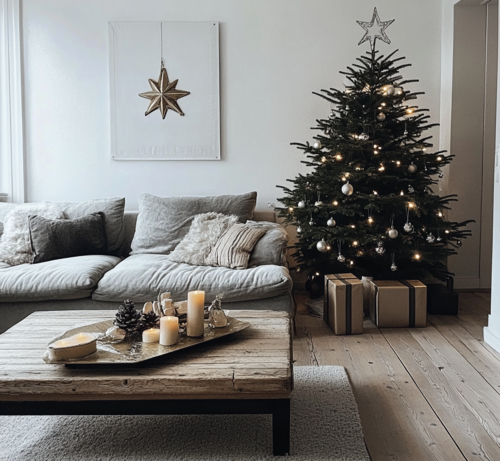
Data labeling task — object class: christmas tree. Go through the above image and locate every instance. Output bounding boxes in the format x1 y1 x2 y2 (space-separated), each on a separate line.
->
277 8 472 282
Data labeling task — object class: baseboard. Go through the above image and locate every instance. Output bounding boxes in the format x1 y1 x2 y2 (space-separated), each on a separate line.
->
484 326 500 354
455 288 491 293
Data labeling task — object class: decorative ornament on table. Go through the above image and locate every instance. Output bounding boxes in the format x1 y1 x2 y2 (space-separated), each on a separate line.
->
377 112 386 121
114 299 142 336
408 162 417 173
376 241 386 255
342 181 354 196
426 232 436 244
317 238 328 253
208 293 228 328
337 240 346 262
327 217 336 227
356 7 395 47
138 24 190 119
104 326 126 342
139 310 160 332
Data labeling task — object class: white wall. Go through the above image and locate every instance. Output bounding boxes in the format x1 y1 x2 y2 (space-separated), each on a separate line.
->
21 0 443 211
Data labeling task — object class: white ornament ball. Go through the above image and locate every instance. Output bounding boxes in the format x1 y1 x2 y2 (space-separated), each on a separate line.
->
298 201 305 209
342 182 354 196
386 85 395 96
408 163 417 173
337 254 346 263
314 201 323 207
296 226 302 234
317 239 328 253
377 112 386 121
313 141 322 150
329 111 336 119
394 87 403 96
327 218 336 227
309 219 314 226
388 227 399 239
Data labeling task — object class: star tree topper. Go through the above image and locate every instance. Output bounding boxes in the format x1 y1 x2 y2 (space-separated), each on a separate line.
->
139 61 190 119
357 7 394 47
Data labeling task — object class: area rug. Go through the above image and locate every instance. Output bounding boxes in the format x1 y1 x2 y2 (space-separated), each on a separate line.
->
0 366 369 461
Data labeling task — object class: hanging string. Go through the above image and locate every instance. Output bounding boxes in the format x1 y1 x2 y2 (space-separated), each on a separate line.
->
337 239 342 255
160 23 164 67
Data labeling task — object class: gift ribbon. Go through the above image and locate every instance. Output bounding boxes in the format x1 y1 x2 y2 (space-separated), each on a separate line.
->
400 280 416 327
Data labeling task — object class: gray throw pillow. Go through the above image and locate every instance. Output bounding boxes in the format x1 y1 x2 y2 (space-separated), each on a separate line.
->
51 197 125 255
29 212 108 264
246 221 288 267
130 192 257 255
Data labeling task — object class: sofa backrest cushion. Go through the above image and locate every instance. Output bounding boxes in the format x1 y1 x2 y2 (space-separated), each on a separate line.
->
130 192 257 256
246 221 289 267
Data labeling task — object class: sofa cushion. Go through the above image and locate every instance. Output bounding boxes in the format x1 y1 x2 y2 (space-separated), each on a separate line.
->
93 254 292 303
29 213 108 264
0 203 18 238
130 192 257 256
0 255 121 302
52 197 126 255
246 221 288 267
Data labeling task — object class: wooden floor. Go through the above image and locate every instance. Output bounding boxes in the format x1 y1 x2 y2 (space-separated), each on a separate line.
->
293 291 500 461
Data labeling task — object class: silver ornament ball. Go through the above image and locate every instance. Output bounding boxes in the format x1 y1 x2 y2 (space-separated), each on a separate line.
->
296 226 302 234
337 254 346 263
309 219 315 226
317 239 328 253
298 201 305 209
457 240 463 247
329 111 336 119
313 141 322 150
386 85 395 96
327 217 336 227
377 112 386 121
342 182 354 196
408 163 417 173
388 227 399 239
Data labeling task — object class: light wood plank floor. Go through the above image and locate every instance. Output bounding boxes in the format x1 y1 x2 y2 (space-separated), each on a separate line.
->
293 291 500 461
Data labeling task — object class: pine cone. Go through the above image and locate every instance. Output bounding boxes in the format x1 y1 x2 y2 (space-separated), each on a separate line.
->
139 311 160 331
114 299 142 333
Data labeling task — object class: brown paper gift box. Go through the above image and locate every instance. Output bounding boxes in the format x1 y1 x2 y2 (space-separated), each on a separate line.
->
369 280 427 328
324 274 363 335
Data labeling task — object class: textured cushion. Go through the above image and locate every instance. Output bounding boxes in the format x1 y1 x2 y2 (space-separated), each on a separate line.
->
0 255 121 302
206 224 266 269
130 192 257 256
168 212 238 266
0 204 65 266
29 213 108 264
247 221 288 267
52 197 125 255
0 203 18 238
93 254 292 303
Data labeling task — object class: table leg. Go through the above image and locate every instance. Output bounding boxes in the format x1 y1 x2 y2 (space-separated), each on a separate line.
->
272 398 291 456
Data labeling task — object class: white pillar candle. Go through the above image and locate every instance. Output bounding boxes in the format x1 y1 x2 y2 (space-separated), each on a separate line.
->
160 316 179 346
142 328 160 343
187 290 205 337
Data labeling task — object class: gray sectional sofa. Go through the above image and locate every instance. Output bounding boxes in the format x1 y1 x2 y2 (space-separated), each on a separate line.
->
0 194 293 334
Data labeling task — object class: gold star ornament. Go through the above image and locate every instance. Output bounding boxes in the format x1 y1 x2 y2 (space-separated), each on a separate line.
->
139 62 190 119
357 7 394 47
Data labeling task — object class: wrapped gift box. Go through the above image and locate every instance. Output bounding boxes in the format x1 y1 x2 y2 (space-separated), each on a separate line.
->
324 274 363 335
370 280 427 328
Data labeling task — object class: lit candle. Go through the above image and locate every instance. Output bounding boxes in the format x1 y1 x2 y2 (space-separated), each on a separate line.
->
142 328 160 343
187 290 205 337
48 332 96 361
160 316 179 346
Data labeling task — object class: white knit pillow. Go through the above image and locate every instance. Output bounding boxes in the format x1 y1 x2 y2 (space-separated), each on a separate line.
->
168 212 239 266
0 203 65 266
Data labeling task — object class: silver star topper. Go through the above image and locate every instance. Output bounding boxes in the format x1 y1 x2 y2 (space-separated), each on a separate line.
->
357 7 394 47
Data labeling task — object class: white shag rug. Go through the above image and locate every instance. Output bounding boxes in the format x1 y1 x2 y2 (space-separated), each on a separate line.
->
0 366 369 461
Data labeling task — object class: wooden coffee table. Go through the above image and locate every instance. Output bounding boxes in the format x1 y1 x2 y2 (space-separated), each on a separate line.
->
0 309 293 455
